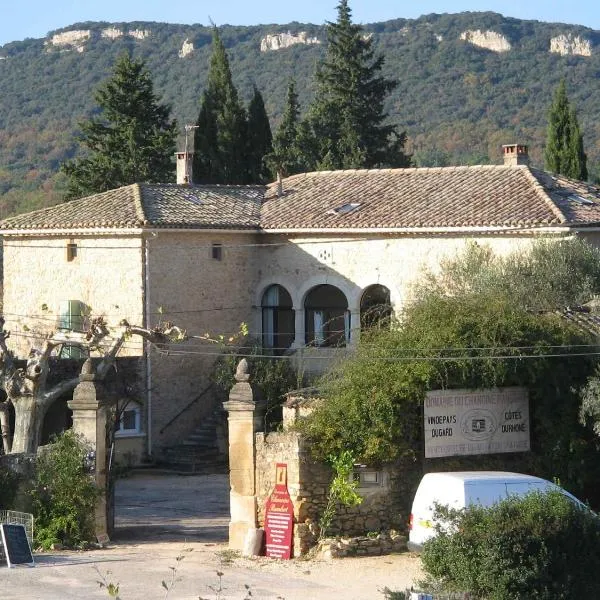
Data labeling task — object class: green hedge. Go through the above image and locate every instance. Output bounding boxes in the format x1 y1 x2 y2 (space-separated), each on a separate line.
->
421 491 600 599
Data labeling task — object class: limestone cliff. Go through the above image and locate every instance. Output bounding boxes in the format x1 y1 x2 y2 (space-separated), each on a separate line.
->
101 27 123 40
550 34 592 56
460 30 511 52
260 31 320 52
179 38 194 58
47 30 91 53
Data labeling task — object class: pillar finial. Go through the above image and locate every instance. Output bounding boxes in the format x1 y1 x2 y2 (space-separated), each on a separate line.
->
235 358 250 383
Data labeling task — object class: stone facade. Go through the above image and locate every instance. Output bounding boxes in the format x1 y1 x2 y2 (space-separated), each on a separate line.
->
1 226 551 461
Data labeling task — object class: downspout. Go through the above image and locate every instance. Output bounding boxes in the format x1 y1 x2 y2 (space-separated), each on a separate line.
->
143 236 153 458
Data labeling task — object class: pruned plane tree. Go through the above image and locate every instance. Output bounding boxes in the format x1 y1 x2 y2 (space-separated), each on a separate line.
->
0 316 186 455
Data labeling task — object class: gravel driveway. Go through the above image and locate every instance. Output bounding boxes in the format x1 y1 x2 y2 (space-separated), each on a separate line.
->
0 472 422 599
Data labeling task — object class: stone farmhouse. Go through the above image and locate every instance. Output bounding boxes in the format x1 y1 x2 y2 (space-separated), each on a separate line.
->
2 144 600 464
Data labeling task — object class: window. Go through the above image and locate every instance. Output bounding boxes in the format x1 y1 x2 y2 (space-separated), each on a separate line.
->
211 243 223 260
57 300 86 332
66 241 77 261
115 402 142 436
360 285 392 331
56 300 88 359
352 467 386 489
262 285 295 354
305 285 349 347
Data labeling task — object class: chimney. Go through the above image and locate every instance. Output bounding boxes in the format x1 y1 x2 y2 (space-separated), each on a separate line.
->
502 144 529 167
276 171 284 197
175 151 194 185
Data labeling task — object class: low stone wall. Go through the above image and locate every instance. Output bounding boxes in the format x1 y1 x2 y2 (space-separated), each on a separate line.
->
255 431 418 555
318 530 407 559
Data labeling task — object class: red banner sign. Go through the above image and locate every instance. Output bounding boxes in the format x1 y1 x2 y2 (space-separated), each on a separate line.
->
264 463 294 559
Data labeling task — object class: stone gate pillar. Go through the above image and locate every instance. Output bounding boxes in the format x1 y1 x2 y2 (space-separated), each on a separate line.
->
223 359 264 550
67 359 113 541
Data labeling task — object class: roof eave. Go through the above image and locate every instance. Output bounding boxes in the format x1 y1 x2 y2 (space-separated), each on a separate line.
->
259 225 574 235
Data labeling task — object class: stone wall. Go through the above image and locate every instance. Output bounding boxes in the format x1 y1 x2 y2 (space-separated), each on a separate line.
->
255 431 418 555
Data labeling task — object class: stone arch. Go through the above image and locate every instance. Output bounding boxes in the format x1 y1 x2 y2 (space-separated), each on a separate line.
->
360 284 392 331
260 284 295 354
304 284 350 347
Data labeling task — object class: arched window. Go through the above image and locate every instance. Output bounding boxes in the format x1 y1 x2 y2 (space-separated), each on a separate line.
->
360 284 392 331
261 285 295 354
305 285 349 347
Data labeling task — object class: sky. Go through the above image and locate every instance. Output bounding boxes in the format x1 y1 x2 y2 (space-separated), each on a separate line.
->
1 0 599 47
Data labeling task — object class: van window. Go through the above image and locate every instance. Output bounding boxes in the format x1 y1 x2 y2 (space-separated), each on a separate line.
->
466 482 509 507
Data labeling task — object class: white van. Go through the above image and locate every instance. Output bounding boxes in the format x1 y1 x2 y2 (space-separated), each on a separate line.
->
407 471 586 552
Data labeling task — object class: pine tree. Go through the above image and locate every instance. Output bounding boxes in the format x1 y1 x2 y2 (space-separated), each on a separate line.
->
304 0 410 171
267 80 308 176
544 80 587 180
193 28 248 184
246 86 273 183
62 54 177 199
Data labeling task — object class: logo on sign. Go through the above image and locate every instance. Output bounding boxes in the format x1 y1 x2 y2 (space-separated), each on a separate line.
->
460 409 498 441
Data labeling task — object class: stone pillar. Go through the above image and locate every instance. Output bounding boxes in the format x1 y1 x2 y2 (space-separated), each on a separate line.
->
67 359 113 541
223 359 264 550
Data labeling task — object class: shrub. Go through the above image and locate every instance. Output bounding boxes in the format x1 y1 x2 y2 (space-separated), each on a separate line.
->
0 462 20 509
420 491 600 599
30 430 100 549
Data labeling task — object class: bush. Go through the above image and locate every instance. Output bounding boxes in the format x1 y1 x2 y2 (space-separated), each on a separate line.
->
420 491 600 599
0 463 20 509
30 430 100 549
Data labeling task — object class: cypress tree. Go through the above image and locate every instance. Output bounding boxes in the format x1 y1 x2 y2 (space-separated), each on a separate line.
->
304 0 410 170
267 80 308 176
544 80 587 180
193 27 248 184
246 86 273 183
62 54 177 199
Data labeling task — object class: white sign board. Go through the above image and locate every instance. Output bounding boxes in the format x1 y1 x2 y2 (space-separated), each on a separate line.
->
424 387 530 458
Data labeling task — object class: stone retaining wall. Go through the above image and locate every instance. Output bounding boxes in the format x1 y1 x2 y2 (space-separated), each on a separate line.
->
255 431 419 555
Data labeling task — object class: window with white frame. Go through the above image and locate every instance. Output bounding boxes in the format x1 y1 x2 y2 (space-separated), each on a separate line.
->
304 284 350 347
261 284 295 354
115 401 142 436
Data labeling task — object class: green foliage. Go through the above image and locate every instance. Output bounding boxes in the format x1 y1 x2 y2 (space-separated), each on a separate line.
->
303 0 410 170
62 54 177 198
266 79 307 177
30 430 100 549
415 238 600 312
544 80 588 180
193 28 248 184
318 450 363 540
212 343 299 429
300 239 600 503
246 86 273 183
421 491 600 599
3 15 600 213
0 463 20 509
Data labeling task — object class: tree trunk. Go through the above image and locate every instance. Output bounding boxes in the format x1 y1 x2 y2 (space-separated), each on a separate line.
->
11 396 45 454
0 402 10 454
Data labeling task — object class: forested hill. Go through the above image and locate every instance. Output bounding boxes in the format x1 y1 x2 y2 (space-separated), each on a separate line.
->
1 11 600 217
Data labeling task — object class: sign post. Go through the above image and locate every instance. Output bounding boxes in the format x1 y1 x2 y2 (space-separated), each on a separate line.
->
0 523 35 568
264 463 294 559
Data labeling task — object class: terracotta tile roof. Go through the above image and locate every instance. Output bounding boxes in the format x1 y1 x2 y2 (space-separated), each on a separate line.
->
260 166 571 230
0 183 264 231
3 165 600 233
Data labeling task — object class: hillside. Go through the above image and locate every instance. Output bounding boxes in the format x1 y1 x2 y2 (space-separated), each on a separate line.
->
1 11 600 216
